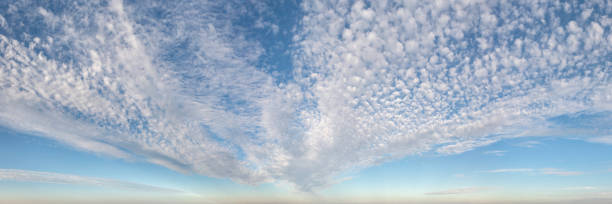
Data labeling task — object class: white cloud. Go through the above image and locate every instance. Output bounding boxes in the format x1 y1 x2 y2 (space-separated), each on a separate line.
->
588 136 612 145
0 169 181 192
540 168 584 176
0 0 271 185
291 0 609 190
0 14 6 29
0 0 610 191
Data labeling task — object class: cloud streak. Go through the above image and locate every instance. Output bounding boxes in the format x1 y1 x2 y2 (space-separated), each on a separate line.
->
0 169 181 192
485 168 535 173
485 168 583 176
588 136 612 145
484 150 507 156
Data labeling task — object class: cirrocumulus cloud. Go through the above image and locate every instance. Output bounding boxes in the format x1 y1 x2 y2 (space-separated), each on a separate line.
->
0 0 610 191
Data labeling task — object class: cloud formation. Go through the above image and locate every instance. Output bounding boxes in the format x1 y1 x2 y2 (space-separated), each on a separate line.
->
0 0 610 191
0 169 180 192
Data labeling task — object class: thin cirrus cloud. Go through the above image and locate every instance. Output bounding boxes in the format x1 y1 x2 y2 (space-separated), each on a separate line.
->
485 168 535 173
0 169 181 193
483 150 507 156
0 0 610 191
516 141 542 148
540 168 584 176
588 136 612 145
485 168 583 176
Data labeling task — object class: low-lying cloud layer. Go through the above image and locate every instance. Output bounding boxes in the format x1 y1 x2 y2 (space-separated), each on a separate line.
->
0 0 610 191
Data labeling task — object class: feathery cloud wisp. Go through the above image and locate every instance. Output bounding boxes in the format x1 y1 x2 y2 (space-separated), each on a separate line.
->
484 150 507 156
485 168 583 176
0 169 181 192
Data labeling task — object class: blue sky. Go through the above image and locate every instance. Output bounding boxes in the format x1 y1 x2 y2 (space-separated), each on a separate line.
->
0 0 611 203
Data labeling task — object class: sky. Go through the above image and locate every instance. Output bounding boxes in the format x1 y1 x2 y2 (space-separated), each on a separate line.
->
0 0 610 203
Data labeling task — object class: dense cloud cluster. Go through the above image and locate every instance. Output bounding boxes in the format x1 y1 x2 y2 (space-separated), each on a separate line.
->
287 0 611 189
0 0 610 191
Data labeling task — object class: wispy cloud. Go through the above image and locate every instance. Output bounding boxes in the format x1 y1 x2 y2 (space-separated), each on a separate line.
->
0 169 181 193
517 141 542 148
588 136 612 145
485 168 535 173
540 168 584 176
483 150 507 156
425 187 489 195
485 168 583 176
